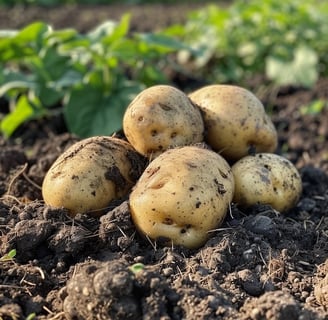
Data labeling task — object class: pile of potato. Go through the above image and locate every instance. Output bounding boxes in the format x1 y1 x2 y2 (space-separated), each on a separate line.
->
42 84 302 249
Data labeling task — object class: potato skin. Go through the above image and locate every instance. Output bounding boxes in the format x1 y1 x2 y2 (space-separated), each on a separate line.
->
231 153 302 212
189 84 278 161
123 85 204 158
129 145 235 249
42 136 146 216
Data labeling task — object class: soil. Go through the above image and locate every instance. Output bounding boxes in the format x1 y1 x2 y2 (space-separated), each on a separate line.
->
1 3 328 320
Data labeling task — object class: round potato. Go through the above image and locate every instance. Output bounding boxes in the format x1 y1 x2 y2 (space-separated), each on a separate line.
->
189 84 278 161
42 136 146 216
129 145 235 249
123 85 204 158
231 153 302 212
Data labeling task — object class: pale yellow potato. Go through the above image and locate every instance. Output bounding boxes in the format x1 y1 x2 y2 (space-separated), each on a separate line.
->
232 153 302 212
129 145 235 249
189 84 278 161
42 136 146 216
123 85 204 158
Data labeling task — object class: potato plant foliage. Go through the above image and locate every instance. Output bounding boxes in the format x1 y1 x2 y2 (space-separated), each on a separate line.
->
1 0 328 139
0 15 193 138
173 0 328 86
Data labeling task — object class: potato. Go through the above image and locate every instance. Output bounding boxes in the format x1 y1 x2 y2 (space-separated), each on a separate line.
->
123 85 204 158
42 136 146 216
129 145 235 249
189 84 278 161
231 153 302 212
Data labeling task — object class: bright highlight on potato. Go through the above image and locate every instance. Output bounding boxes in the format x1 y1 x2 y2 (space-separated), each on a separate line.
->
42 136 146 216
189 84 278 161
129 145 235 249
123 85 204 158
231 153 302 212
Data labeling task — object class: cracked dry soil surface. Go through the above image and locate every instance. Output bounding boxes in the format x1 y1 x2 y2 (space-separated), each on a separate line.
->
0 3 328 320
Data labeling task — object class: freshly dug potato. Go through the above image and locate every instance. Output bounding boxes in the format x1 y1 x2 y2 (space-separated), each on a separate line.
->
189 84 278 161
42 136 146 216
231 153 302 212
129 145 235 249
123 85 204 158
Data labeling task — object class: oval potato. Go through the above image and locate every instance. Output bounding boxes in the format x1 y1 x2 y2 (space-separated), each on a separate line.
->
123 85 204 158
189 84 278 161
231 153 302 212
42 136 146 216
129 145 235 249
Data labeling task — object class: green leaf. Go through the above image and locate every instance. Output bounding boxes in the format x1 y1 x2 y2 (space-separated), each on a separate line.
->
58 37 92 53
101 14 131 45
300 99 327 115
14 21 49 44
88 14 130 45
137 65 168 87
266 46 318 87
0 79 36 97
37 83 64 108
46 28 78 46
49 70 83 90
137 33 192 53
1 95 46 137
26 313 36 320
41 46 71 79
129 263 145 274
0 249 16 261
64 79 144 138
0 22 49 61
33 46 73 106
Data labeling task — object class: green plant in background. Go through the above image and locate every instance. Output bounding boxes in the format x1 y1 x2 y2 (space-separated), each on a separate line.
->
1 0 328 139
300 99 327 115
0 15 192 138
170 0 328 87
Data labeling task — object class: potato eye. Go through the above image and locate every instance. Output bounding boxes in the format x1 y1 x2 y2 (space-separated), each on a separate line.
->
158 103 172 111
264 164 271 171
163 218 173 225
180 224 192 234
150 180 166 189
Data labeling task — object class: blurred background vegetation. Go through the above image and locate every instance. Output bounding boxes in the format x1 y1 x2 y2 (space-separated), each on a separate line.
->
0 0 327 138
0 0 212 6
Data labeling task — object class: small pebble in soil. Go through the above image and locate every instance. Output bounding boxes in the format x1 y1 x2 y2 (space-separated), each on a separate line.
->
296 197 316 212
238 269 263 297
244 214 278 241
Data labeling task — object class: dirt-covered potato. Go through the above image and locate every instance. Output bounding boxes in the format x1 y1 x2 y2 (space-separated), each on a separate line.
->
42 136 146 216
231 153 302 212
123 85 204 158
129 145 235 249
189 84 278 161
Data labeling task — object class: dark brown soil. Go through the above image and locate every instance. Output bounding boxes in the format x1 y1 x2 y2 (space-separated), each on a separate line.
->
0 3 213 33
1 3 328 320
